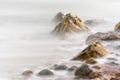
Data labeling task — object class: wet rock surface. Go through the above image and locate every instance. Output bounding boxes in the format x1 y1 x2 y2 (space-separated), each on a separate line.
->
51 12 90 37
22 70 33 77
37 69 54 76
86 31 120 44
72 41 109 60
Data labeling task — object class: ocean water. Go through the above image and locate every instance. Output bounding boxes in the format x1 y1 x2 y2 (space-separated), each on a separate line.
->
0 0 120 80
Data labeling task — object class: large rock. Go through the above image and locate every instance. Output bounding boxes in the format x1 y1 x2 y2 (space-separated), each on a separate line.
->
86 31 120 44
74 64 93 78
84 19 106 26
114 22 120 32
51 12 90 37
72 41 109 60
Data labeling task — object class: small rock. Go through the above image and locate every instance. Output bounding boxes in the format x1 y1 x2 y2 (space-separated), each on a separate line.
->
68 66 78 71
89 71 102 79
107 58 118 61
22 70 33 77
54 64 68 70
114 22 120 32
92 65 101 70
115 72 120 77
85 58 97 64
74 64 93 78
110 77 118 80
37 69 54 76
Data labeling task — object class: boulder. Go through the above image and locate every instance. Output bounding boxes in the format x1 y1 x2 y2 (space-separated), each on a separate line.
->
114 22 120 32
51 12 90 37
54 64 68 70
74 64 93 78
22 70 33 77
86 31 120 44
84 19 106 26
72 41 109 60
37 69 54 76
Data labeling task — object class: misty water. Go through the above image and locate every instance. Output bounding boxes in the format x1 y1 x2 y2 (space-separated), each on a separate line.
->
0 0 120 80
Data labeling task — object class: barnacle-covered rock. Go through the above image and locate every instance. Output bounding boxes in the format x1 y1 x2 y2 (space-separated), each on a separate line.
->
51 12 89 37
86 31 120 44
72 41 109 60
114 22 120 32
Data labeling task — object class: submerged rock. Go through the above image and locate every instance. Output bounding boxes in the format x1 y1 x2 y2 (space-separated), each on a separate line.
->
84 19 106 26
37 69 54 76
22 70 33 77
54 64 68 70
86 31 120 44
51 12 90 37
74 64 93 78
85 58 97 64
68 66 78 72
114 22 120 32
72 41 109 60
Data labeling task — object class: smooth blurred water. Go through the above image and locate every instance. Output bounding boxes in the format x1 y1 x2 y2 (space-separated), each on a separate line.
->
0 0 120 80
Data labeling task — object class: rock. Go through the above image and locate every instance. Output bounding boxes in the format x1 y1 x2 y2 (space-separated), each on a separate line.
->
89 71 102 79
68 66 78 72
22 70 33 77
37 69 54 76
86 31 120 44
74 64 93 78
114 22 120 32
51 12 90 37
92 65 101 70
110 77 118 80
115 72 120 77
84 19 106 26
85 58 97 64
72 41 109 60
54 64 68 70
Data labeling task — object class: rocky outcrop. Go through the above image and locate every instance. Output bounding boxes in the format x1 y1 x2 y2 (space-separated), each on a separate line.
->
51 12 90 37
84 19 106 26
86 31 120 44
72 41 109 60
114 22 120 32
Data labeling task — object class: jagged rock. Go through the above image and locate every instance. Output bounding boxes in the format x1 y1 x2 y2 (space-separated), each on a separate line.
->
86 31 120 44
114 22 120 32
89 71 102 79
74 64 93 78
37 69 54 76
22 70 33 77
68 66 78 72
85 58 97 64
84 19 106 26
51 12 90 37
54 64 68 70
72 41 109 60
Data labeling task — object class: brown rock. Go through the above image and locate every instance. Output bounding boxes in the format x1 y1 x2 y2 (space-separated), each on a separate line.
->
89 71 102 79
114 22 120 32
110 77 118 80
85 58 97 64
72 41 109 60
115 72 120 77
51 12 89 37
22 70 33 77
92 65 101 70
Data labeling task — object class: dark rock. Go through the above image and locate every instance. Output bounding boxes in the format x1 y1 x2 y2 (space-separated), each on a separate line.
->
54 64 68 70
85 58 97 64
114 22 120 32
89 71 102 79
68 66 78 72
74 64 93 78
84 19 106 26
72 41 109 60
51 12 90 37
37 69 54 76
86 31 120 44
22 70 33 77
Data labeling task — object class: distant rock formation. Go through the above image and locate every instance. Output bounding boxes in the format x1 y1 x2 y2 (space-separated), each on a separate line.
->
86 31 120 44
114 22 120 32
51 12 90 37
84 19 106 26
72 41 109 60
